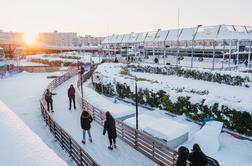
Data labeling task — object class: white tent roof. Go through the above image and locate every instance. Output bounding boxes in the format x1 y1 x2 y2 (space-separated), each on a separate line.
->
135 32 148 43
179 28 196 41
165 29 182 41
144 31 157 42
102 25 252 44
121 34 131 43
154 30 169 42
128 33 139 43
110 34 124 44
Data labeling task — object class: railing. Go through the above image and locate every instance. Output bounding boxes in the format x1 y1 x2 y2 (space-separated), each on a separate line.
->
40 69 99 166
77 65 220 166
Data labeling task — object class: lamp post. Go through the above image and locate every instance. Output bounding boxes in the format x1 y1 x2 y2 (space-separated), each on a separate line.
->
191 25 202 68
80 65 84 98
135 77 138 130
248 40 251 68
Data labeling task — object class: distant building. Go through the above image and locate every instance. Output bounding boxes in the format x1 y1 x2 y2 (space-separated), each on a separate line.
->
0 30 24 45
37 31 77 47
77 35 105 46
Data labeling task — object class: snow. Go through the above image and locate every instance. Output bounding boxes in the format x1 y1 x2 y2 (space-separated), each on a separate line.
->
186 121 223 154
124 114 159 129
90 63 252 166
51 76 157 166
26 53 102 64
0 100 68 166
0 71 75 166
81 82 136 119
0 59 48 66
94 63 252 114
125 115 190 148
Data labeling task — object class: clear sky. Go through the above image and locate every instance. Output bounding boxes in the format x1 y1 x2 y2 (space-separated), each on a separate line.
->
1 0 251 37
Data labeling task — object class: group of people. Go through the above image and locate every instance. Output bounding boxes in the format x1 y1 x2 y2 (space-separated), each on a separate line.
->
80 111 117 150
45 85 118 150
44 84 76 112
176 144 208 166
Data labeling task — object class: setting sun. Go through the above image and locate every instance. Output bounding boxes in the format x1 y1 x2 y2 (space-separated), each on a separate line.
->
24 33 38 44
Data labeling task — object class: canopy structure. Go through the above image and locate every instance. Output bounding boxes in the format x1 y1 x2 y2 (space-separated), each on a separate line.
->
102 24 252 45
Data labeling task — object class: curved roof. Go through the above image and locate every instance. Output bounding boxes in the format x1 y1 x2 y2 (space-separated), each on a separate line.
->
102 24 252 44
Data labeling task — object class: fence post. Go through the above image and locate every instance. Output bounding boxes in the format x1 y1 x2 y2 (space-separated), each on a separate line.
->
135 130 138 149
80 148 84 166
69 138 72 158
172 151 177 166
60 129 64 149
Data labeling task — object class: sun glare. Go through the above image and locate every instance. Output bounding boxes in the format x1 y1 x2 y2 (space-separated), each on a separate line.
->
24 33 38 44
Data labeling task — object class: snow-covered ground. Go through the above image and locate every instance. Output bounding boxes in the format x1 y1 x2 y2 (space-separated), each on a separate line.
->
82 79 252 166
0 59 48 66
0 72 75 166
51 75 157 166
0 100 68 166
26 52 102 64
94 63 252 113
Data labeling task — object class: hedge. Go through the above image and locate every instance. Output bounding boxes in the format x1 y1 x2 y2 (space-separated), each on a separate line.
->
127 65 251 87
92 81 252 136
30 58 82 66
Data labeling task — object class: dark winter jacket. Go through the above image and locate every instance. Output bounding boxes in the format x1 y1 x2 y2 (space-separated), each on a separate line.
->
45 92 56 102
68 86 75 98
176 146 189 166
80 111 93 130
103 118 117 139
188 151 208 166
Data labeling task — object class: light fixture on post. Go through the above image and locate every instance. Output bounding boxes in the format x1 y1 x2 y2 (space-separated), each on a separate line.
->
191 24 202 68
135 77 138 130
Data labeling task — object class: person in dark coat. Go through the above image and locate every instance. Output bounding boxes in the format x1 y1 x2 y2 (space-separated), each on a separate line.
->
154 57 159 64
80 111 93 144
68 84 76 110
45 89 56 112
244 59 248 67
103 111 117 150
176 146 189 166
188 144 208 166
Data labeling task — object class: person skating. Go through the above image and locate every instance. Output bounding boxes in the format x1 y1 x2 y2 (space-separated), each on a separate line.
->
188 144 208 166
103 111 117 150
176 146 189 166
45 89 56 112
80 110 93 144
68 84 76 110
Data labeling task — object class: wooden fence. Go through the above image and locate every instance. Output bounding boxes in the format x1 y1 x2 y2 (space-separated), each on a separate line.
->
40 70 99 166
77 65 220 166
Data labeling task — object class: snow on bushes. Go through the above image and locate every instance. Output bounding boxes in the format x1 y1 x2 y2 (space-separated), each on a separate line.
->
127 64 252 87
92 63 252 136
93 81 252 136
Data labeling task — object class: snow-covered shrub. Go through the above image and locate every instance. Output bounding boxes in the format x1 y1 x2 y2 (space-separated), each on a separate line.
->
92 81 252 136
128 65 251 87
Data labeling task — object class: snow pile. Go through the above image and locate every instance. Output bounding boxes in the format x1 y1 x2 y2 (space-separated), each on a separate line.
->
188 121 223 154
124 114 159 129
0 100 68 166
144 118 189 142
125 115 190 148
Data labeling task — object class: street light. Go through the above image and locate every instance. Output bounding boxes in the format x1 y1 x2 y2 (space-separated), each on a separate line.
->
135 77 139 130
80 65 84 98
191 25 202 68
